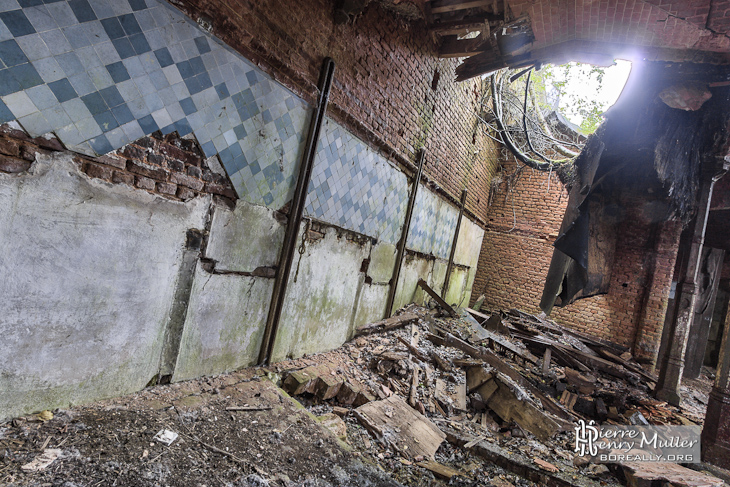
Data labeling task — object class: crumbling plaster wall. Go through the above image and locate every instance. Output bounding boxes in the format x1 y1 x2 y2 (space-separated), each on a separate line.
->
0 152 208 420
0 0 489 418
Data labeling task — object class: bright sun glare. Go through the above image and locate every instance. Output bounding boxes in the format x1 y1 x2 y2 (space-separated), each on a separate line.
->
552 60 632 128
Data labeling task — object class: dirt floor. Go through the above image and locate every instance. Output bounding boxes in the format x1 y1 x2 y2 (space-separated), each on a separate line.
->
0 304 720 487
0 369 543 487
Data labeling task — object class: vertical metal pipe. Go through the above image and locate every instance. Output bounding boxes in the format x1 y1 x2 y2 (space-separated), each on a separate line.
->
258 58 335 365
656 166 726 404
442 188 467 298
384 150 426 317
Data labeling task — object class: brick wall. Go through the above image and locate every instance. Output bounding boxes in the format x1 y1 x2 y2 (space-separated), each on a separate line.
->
471 155 569 312
0 123 237 206
472 155 681 358
508 0 730 58
170 0 500 223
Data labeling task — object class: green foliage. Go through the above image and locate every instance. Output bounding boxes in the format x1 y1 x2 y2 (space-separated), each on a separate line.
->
535 62 610 135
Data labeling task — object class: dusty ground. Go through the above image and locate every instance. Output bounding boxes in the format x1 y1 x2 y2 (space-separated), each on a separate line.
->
0 370 403 487
0 305 719 487
0 369 537 487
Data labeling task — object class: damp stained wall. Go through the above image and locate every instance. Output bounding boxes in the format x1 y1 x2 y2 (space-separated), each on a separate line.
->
0 153 208 419
0 0 488 419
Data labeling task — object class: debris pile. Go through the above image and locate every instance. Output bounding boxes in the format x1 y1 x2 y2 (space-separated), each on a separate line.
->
276 282 720 487
0 283 721 487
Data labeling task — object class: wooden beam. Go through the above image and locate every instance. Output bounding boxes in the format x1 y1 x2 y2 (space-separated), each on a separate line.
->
432 23 484 36
439 35 487 58
430 14 502 32
431 0 493 14
428 333 577 423
417 279 457 317
355 312 420 336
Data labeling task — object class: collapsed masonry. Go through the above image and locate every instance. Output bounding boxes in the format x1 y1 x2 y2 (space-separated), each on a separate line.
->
2 0 730 478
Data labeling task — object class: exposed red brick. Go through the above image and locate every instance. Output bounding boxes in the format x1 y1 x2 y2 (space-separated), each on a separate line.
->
170 172 205 191
147 153 165 166
83 162 113 181
176 186 197 200
471 156 680 358
96 154 126 170
30 135 64 152
112 171 135 186
166 159 185 172
135 176 156 191
186 165 202 178
121 145 146 161
156 181 178 196
0 154 31 173
159 143 202 167
0 138 22 157
205 182 238 199
127 159 169 180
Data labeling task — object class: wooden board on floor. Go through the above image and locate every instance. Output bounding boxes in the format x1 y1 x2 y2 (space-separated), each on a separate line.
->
622 461 723 487
354 394 446 459
486 378 561 442
355 312 420 336
417 460 469 479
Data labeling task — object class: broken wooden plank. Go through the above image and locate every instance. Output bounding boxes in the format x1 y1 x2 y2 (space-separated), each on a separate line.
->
564 367 596 394
417 279 457 317
523 334 639 382
597 349 657 383
465 307 489 323
397 335 430 363
466 366 493 392
464 435 487 448
452 358 484 367
430 0 492 14
409 366 420 407
428 333 577 423
355 312 420 336
475 377 498 402
225 405 273 411
455 382 467 410
431 350 453 372
282 368 319 395
443 427 606 487
479 328 538 364
354 395 446 459
559 391 578 411
541 348 551 376
486 377 561 441
621 462 724 487
417 460 469 479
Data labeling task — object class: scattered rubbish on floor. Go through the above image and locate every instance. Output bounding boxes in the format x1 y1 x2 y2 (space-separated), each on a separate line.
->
1 303 721 487
20 448 61 472
153 429 178 445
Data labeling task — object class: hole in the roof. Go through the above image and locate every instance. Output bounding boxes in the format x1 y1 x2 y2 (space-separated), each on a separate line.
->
539 59 632 135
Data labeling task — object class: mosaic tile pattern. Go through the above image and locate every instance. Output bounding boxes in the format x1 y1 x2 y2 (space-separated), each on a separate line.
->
0 0 309 208
407 188 459 259
0 0 454 245
304 119 409 245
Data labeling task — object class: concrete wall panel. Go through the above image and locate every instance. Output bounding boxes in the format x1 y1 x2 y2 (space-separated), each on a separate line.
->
172 263 273 381
271 227 371 362
0 154 207 419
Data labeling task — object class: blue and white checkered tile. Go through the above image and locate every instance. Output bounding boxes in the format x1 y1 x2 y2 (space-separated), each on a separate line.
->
304 118 409 245
0 0 309 208
406 188 459 259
